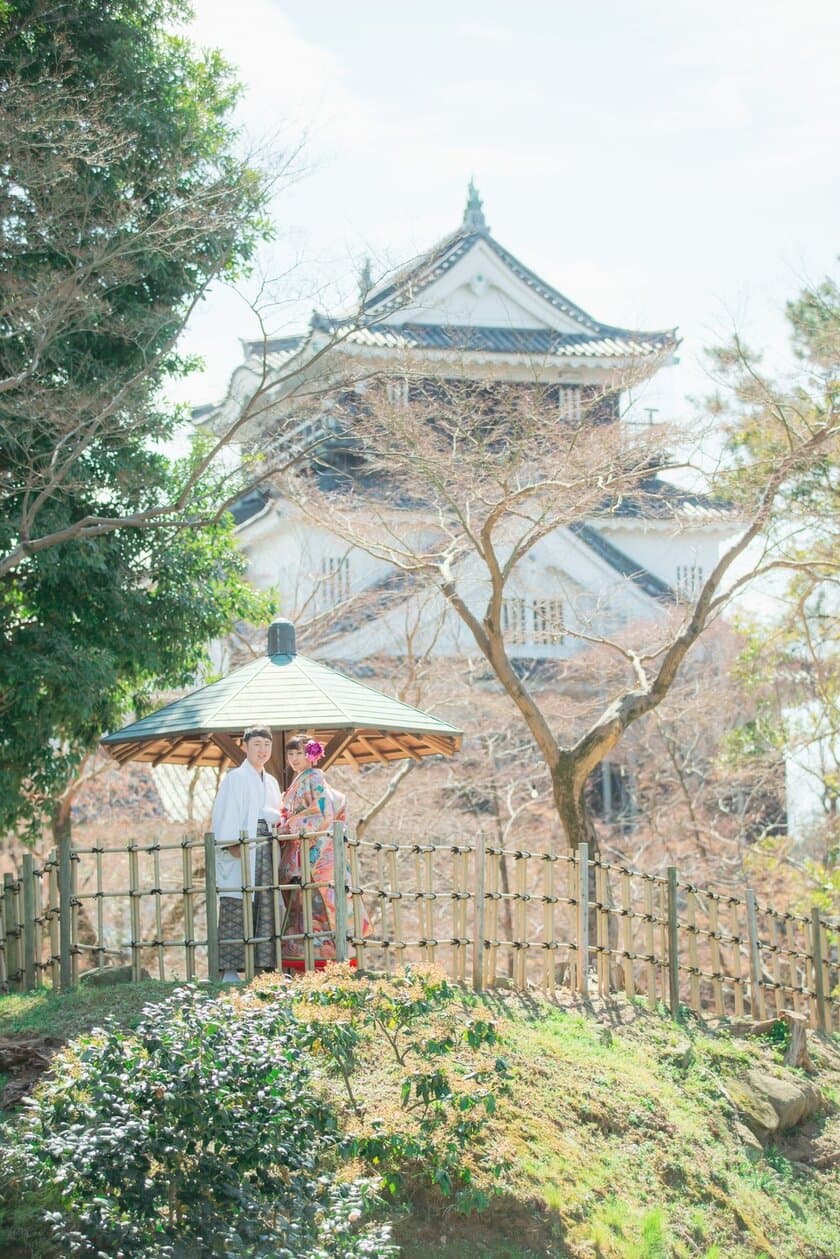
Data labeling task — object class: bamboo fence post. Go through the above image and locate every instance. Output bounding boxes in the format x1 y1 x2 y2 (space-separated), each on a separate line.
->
473 831 487 993
595 860 609 997
824 935 837 1034
564 851 575 992
3 874 19 993
300 833 316 974
128 841 142 983
94 842 105 971
22 852 37 991
745 890 766 1021
269 831 283 972
58 835 73 991
514 850 528 991
810 907 828 1033
769 913 783 1018
657 880 669 1004
203 833 220 981
643 879 656 1007
182 837 196 982
152 843 165 981
387 843 405 970
412 846 426 962
240 835 255 982
69 845 80 986
543 852 555 994
785 916 802 1015
424 846 436 966
34 864 48 985
487 845 500 988
333 823 349 964
0 887 6 994
32 865 42 984
348 836 365 969
686 888 700 1014
576 843 589 997
708 897 725 1016
620 871 635 999
376 845 391 973
730 900 745 1019
458 846 470 984
666 867 680 1019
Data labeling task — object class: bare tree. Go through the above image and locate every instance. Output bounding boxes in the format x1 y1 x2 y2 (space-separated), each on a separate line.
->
277 351 839 849
0 39 366 575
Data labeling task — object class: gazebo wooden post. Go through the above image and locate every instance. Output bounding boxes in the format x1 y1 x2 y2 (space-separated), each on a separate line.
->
333 822 349 963
203 832 220 980
240 833 255 983
269 730 287 790
270 830 284 971
58 836 73 991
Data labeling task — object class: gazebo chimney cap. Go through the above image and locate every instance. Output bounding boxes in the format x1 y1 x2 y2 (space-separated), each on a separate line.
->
267 618 296 657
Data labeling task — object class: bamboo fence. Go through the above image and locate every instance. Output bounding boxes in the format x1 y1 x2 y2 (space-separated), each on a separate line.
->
1 830 837 1032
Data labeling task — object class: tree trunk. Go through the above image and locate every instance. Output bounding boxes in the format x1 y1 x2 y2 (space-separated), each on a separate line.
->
551 761 598 851
552 761 603 972
51 794 97 952
51 796 72 848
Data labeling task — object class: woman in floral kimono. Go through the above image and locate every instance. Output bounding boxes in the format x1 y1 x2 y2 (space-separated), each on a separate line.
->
277 734 368 967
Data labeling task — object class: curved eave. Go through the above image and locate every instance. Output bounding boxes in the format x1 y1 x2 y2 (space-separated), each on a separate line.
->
104 727 460 770
295 338 677 375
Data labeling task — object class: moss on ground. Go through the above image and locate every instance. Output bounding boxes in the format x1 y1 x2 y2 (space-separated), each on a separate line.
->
1 979 838 1259
0 979 181 1041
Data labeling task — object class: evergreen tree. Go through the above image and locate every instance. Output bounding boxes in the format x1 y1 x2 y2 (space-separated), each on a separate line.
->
0 0 275 832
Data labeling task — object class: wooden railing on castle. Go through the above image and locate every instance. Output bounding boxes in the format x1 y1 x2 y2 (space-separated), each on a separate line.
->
1 830 837 1032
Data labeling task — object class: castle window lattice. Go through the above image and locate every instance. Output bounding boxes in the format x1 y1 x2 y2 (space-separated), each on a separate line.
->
675 563 704 601
502 596 565 646
320 554 351 608
385 376 409 407
557 385 583 423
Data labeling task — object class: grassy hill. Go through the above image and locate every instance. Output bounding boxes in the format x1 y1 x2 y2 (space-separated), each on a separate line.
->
1 975 838 1259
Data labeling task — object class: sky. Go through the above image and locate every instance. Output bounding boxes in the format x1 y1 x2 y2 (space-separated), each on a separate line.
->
176 0 839 428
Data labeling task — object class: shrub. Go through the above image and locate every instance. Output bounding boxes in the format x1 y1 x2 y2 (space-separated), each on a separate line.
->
14 987 396 1258
274 964 511 1213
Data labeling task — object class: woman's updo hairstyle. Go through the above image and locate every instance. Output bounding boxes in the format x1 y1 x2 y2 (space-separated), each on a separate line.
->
287 733 326 765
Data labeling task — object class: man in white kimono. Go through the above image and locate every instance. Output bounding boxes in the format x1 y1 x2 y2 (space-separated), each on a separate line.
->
211 726 283 981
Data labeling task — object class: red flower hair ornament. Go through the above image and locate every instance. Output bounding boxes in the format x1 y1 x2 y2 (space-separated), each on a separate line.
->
305 740 325 765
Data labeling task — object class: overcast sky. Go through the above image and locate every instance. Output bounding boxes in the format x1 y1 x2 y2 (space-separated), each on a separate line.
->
175 0 839 427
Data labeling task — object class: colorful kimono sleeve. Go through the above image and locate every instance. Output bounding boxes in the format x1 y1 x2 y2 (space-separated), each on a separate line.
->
287 769 336 835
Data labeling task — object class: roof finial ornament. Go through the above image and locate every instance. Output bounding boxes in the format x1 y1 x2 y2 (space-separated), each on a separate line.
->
462 178 488 233
358 255 373 303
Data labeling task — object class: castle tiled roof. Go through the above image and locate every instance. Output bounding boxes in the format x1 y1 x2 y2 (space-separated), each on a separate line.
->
239 186 677 367
596 474 734 523
303 317 673 360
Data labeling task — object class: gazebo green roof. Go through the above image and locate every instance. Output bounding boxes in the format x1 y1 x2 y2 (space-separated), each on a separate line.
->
102 620 461 775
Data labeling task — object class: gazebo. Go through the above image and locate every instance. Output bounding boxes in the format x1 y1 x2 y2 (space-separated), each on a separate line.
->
101 619 461 784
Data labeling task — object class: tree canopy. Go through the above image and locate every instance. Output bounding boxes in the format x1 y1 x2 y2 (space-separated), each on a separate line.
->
0 0 276 834
714 271 840 910
0 0 269 573
279 279 840 848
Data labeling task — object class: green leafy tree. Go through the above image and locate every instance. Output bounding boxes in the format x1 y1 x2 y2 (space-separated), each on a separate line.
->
0 0 279 835
716 272 840 911
0 487 273 836
13 987 396 1257
0 0 276 573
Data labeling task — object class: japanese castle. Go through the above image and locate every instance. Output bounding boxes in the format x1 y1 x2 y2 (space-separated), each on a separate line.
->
200 184 734 665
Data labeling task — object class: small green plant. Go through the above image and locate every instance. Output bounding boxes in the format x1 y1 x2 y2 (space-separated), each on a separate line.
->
283 964 511 1213
13 986 396 1258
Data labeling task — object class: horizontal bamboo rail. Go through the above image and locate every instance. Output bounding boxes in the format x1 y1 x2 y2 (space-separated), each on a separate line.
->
0 833 837 1033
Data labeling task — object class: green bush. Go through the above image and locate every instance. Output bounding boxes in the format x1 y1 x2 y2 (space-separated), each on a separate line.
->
281 964 511 1213
13 987 396 1258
